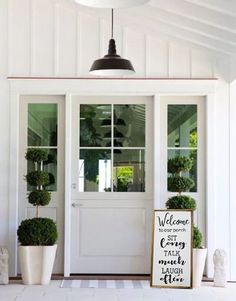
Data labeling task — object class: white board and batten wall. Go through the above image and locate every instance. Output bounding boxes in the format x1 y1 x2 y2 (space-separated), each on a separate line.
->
0 0 235 280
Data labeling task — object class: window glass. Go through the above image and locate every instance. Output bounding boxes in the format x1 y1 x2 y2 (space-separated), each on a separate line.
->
79 104 146 193
79 149 111 192
28 104 57 146
114 105 145 147
113 149 145 192
27 149 57 191
27 103 58 192
168 149 197 192
167 104 198 193
168 105 197 148
80 105 112 147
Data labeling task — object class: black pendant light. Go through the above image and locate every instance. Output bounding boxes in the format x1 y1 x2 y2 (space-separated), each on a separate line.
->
89 9 135 77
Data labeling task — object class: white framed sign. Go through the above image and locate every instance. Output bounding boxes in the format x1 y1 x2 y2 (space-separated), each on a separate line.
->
151 210 193 288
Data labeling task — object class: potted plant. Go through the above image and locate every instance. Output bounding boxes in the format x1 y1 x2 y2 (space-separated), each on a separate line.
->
192 225 207 287
166 156 207 288
17 149 58 285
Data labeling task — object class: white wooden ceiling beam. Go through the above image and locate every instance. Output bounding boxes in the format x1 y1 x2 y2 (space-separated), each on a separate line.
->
120 11 236 55
184 0 236 17
149 0 236 33
134 6 236 45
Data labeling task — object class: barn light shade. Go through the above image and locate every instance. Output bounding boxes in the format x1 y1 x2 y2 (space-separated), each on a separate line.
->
89 9 135 77
74 0 150 8
89 39 135 76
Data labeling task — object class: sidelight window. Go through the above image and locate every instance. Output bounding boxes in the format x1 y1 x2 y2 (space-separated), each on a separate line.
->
167 104 198 192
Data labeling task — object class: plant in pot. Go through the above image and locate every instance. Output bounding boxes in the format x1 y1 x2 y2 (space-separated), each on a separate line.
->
17 148 58 285
166 156 207 288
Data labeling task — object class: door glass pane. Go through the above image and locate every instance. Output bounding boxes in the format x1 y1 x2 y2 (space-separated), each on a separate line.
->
79 149 111 192
27 148 57 191
28 104 57 146
114 105 145 147
113 149 145 192
80 105 112 147
168 149 197 192
168 105 197 147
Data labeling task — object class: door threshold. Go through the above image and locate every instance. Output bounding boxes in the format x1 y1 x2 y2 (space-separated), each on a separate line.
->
61 274 150 280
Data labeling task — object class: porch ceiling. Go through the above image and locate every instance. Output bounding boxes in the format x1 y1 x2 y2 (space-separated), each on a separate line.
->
73 0 236 58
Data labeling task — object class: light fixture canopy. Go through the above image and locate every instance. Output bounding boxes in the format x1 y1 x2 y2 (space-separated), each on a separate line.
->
74 0 150 8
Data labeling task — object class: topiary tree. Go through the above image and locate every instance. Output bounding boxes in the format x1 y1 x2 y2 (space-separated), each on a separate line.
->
166 155 203 248
167 156 196 209
17 148 58 246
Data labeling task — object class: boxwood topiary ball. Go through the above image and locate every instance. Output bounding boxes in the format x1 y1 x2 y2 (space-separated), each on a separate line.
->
25 148 48 163
28 190 51 206
166 195 196 210
193 225 203 248
17 218 58 246
26 171 49 187
168 156 193 174
168 176 194 193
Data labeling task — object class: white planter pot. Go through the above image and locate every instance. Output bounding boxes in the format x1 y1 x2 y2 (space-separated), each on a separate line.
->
192 248 207 288
19 245 57 285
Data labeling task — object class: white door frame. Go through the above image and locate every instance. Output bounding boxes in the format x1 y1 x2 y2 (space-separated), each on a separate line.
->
8 79 216 277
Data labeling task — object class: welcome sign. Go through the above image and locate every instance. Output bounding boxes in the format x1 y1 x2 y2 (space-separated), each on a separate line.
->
151 210 193 288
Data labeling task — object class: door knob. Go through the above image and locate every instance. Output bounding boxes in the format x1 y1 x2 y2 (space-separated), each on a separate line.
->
72 202 82 208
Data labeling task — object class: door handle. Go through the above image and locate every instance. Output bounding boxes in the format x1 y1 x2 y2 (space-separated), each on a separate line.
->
72 202 83 208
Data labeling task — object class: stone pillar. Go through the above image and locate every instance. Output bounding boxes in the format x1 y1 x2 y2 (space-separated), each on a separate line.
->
0 247 9 284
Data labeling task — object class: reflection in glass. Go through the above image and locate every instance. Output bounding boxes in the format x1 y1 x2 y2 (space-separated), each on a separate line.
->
27 148 57 191
113 105 145 147
113 150 145 192
79 149 111 192
80 105 111 147
28 104 57 146
168 149 197 192
168 105 197 147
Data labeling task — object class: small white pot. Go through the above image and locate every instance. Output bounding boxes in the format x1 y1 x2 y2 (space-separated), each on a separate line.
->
19 245 57 285
192 248 207 288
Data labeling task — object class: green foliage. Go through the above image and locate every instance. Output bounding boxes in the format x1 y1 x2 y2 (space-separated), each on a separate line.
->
17 218 58 246
26 171 49 187
166 195 196 210
166 154 204 248
25 148 48 163
28 190 51 206
44 153 56 165
168 176 194 193
193 225 203 248
168 156 193 174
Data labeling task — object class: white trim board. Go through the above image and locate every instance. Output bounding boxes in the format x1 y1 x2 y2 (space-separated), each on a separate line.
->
8 78 216 277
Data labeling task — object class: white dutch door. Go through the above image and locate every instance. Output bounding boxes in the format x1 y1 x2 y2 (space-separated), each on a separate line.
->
71 96 153 274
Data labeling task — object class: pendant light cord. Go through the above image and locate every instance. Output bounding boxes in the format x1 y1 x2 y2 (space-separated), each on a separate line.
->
111 8 114 38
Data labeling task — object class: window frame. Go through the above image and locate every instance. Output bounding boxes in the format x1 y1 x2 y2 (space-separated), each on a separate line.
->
71 96 153 200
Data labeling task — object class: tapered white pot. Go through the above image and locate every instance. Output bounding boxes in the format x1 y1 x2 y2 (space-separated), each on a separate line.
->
19 245 57 285
192 248 207 288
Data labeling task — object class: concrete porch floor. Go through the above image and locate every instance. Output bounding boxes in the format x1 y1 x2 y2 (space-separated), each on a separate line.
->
0 281 236 301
